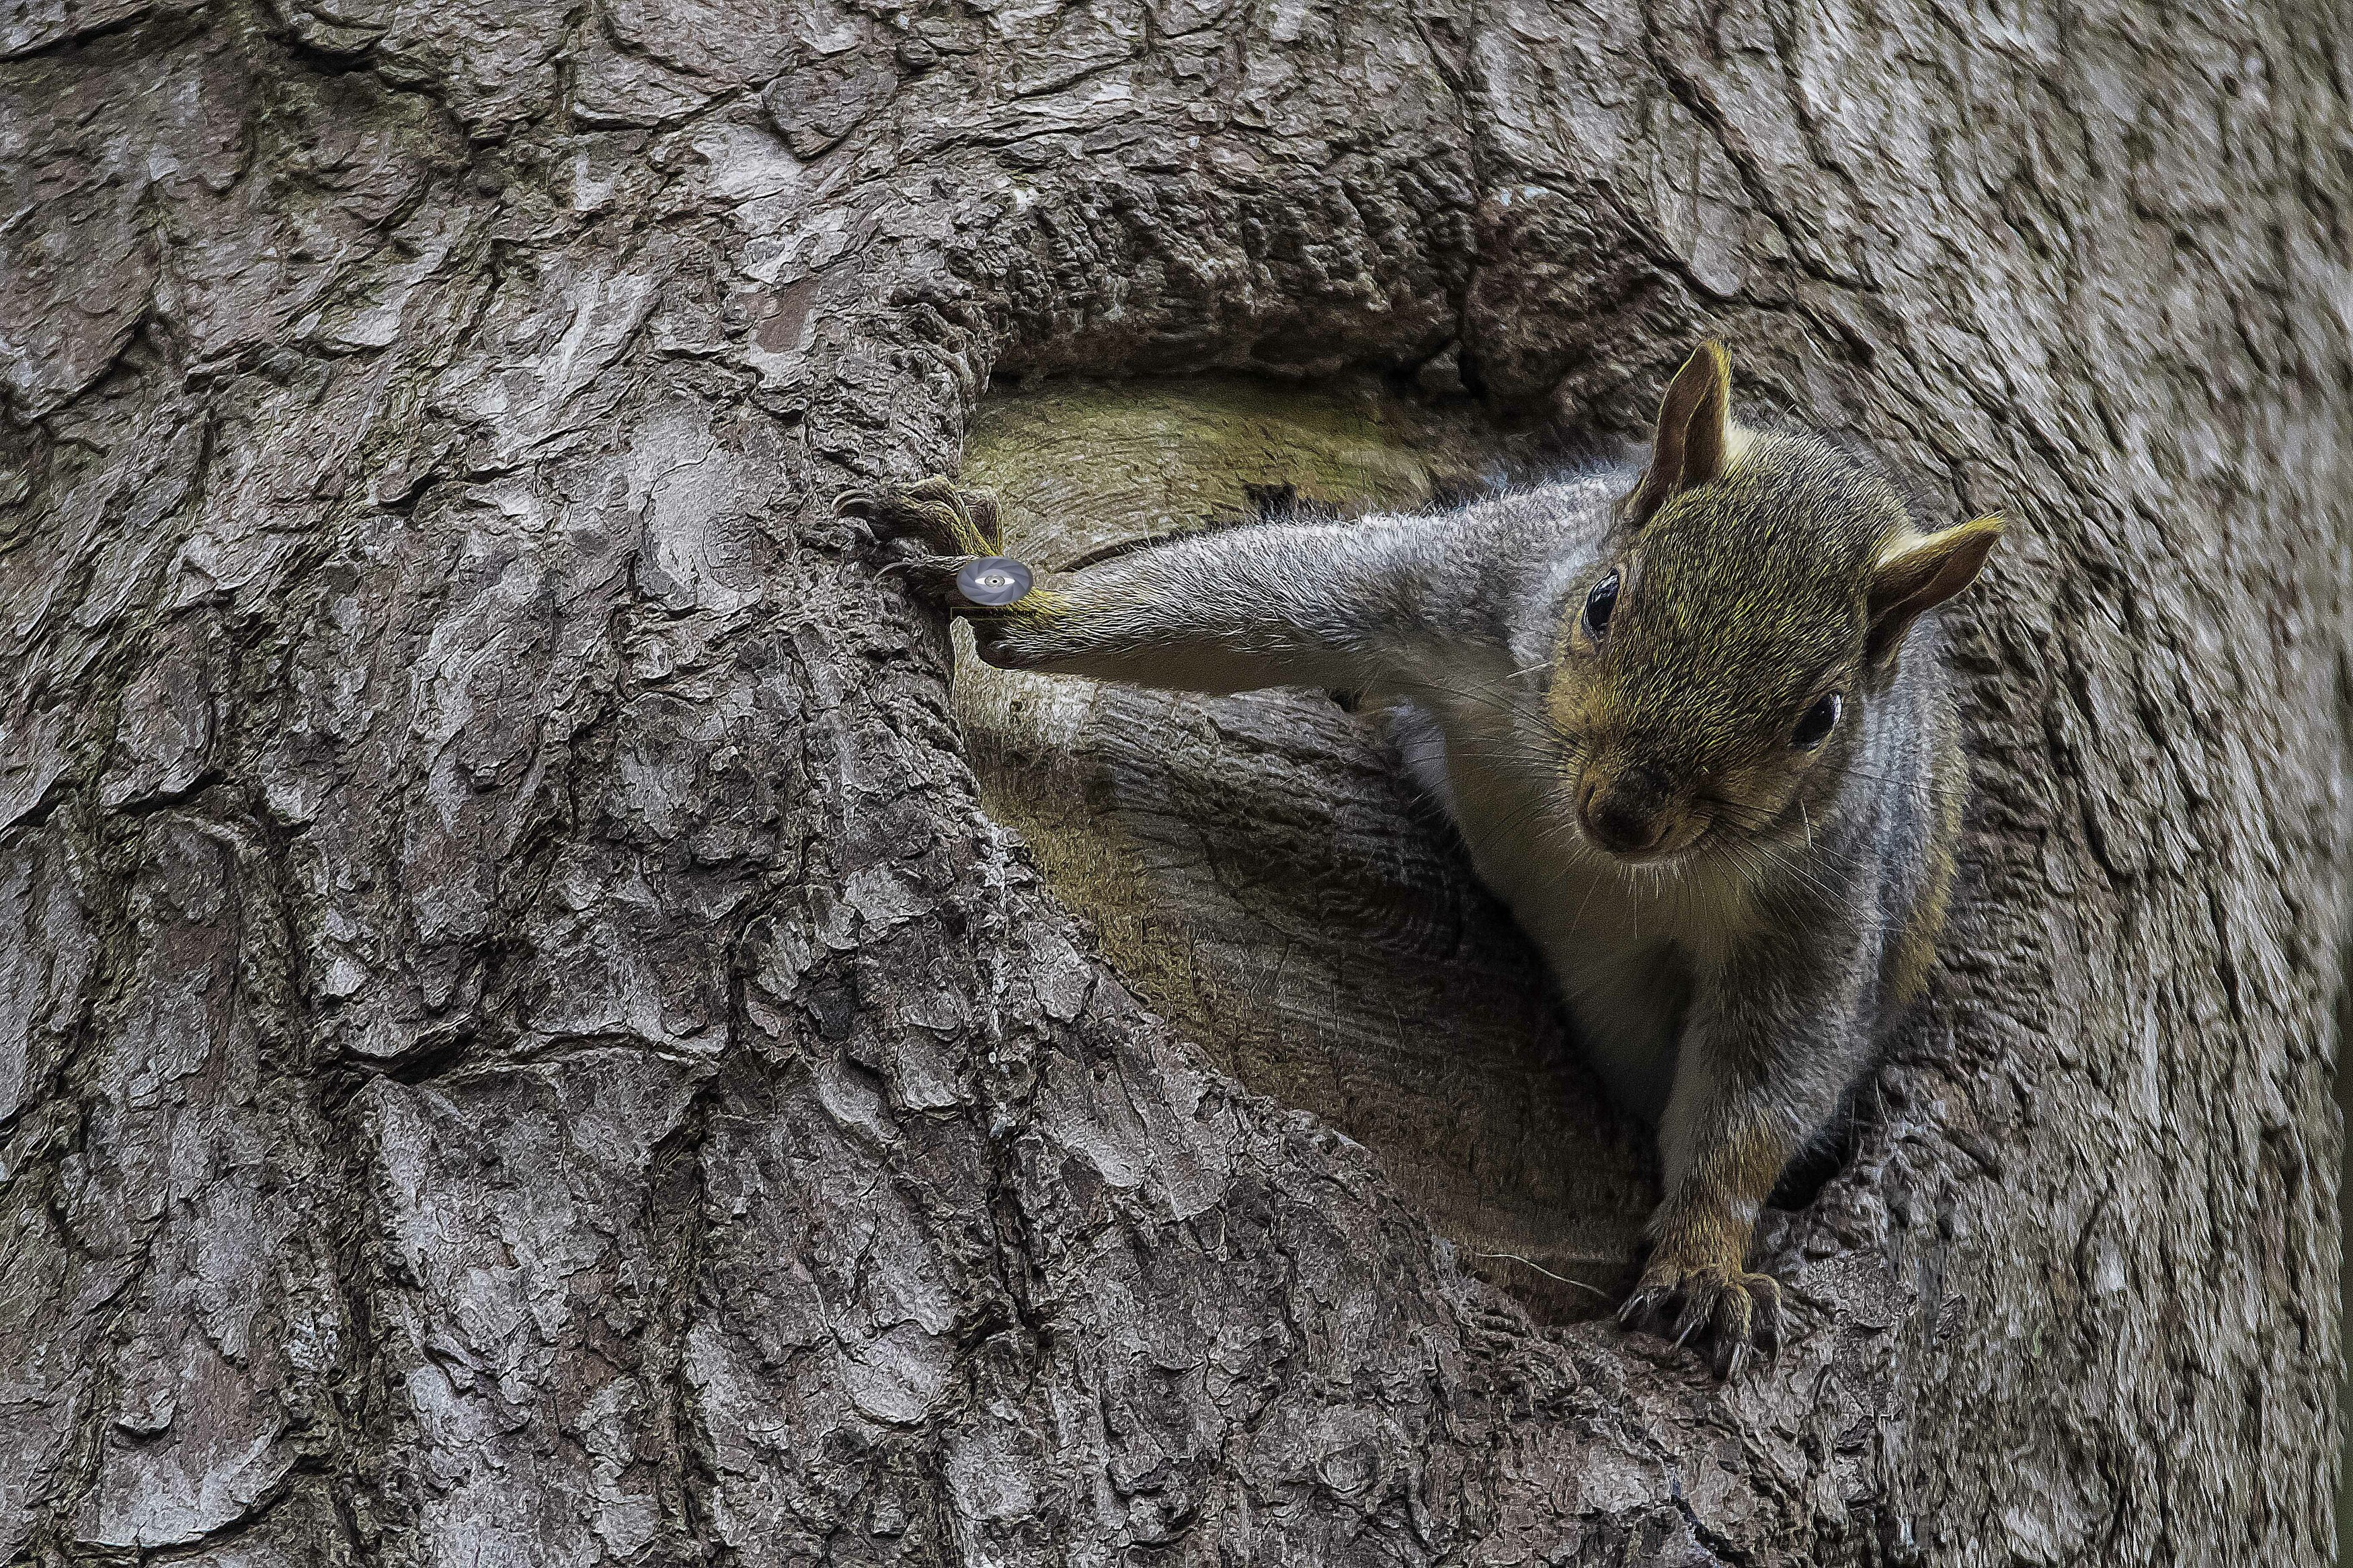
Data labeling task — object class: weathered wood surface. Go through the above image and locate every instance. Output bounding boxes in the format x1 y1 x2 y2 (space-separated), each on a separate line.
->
0 0 2346 1563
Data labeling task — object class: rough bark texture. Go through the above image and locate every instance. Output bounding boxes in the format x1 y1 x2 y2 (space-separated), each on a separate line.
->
0 0 2346 1564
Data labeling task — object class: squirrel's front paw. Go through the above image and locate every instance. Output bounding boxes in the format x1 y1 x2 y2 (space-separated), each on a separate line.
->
839 477 1010 603
844 475 1007 554
1618 1257 1783 1379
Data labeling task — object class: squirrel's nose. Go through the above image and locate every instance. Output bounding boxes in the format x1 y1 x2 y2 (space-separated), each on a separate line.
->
1577 769 1671 856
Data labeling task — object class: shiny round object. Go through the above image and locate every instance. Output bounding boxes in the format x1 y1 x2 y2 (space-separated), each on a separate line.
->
955 556 1033 606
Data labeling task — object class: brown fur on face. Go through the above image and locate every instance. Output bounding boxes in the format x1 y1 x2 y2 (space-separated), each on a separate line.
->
1546 345 1997 865
1546 429 1900 860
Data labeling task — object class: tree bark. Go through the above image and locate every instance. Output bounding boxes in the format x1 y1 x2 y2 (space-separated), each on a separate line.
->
1 0 2345 1563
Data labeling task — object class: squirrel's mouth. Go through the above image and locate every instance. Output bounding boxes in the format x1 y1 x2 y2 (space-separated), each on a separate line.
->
1568 764 1717 863
1572 808 1715 865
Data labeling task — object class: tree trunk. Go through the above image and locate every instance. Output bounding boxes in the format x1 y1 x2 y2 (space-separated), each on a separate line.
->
1 0 2345 1563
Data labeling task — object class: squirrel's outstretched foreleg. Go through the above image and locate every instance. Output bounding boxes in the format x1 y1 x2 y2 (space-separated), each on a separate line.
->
846 477 1463 696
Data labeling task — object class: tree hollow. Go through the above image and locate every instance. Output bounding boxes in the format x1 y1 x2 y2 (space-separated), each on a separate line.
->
955 374 1652 1320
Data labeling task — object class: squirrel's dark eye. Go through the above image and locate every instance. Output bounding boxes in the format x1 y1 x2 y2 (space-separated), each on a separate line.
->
1583 571 1621 641
1792 692 1843 750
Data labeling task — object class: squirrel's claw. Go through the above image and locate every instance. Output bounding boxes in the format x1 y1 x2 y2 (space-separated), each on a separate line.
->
839 476 1004 558
842 476 1030 619
1619 1263 1783 1381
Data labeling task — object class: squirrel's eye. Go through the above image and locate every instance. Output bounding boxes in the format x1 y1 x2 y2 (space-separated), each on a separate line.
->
1583 571 1621 641
1792 692 1843 750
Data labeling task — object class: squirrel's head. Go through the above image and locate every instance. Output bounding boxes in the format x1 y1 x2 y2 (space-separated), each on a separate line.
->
1546 341 2002 864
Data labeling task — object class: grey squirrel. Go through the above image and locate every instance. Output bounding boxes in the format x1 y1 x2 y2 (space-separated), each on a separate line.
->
849 343 2001 1376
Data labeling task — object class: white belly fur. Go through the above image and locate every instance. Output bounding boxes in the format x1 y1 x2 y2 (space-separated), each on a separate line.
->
1390 698 1745 1122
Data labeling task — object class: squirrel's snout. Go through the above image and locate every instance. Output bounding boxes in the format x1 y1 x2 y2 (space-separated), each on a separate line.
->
1576 766 1675 857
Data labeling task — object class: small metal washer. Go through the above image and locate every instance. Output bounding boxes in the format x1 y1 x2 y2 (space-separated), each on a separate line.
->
955 556 1033 606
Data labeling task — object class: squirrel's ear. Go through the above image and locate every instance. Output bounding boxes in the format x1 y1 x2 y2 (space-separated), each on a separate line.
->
1620 341 1734 530
1866 515 2003 666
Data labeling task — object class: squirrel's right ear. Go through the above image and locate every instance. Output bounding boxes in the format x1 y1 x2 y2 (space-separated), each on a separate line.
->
1866 515 2004 666
1619 341 1737 530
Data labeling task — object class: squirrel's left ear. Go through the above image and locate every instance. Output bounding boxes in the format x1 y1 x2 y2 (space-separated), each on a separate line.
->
1620 341 1738 530
1866 516 2003 666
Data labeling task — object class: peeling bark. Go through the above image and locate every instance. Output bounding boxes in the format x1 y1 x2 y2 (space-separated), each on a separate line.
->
0 1 2346 1565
